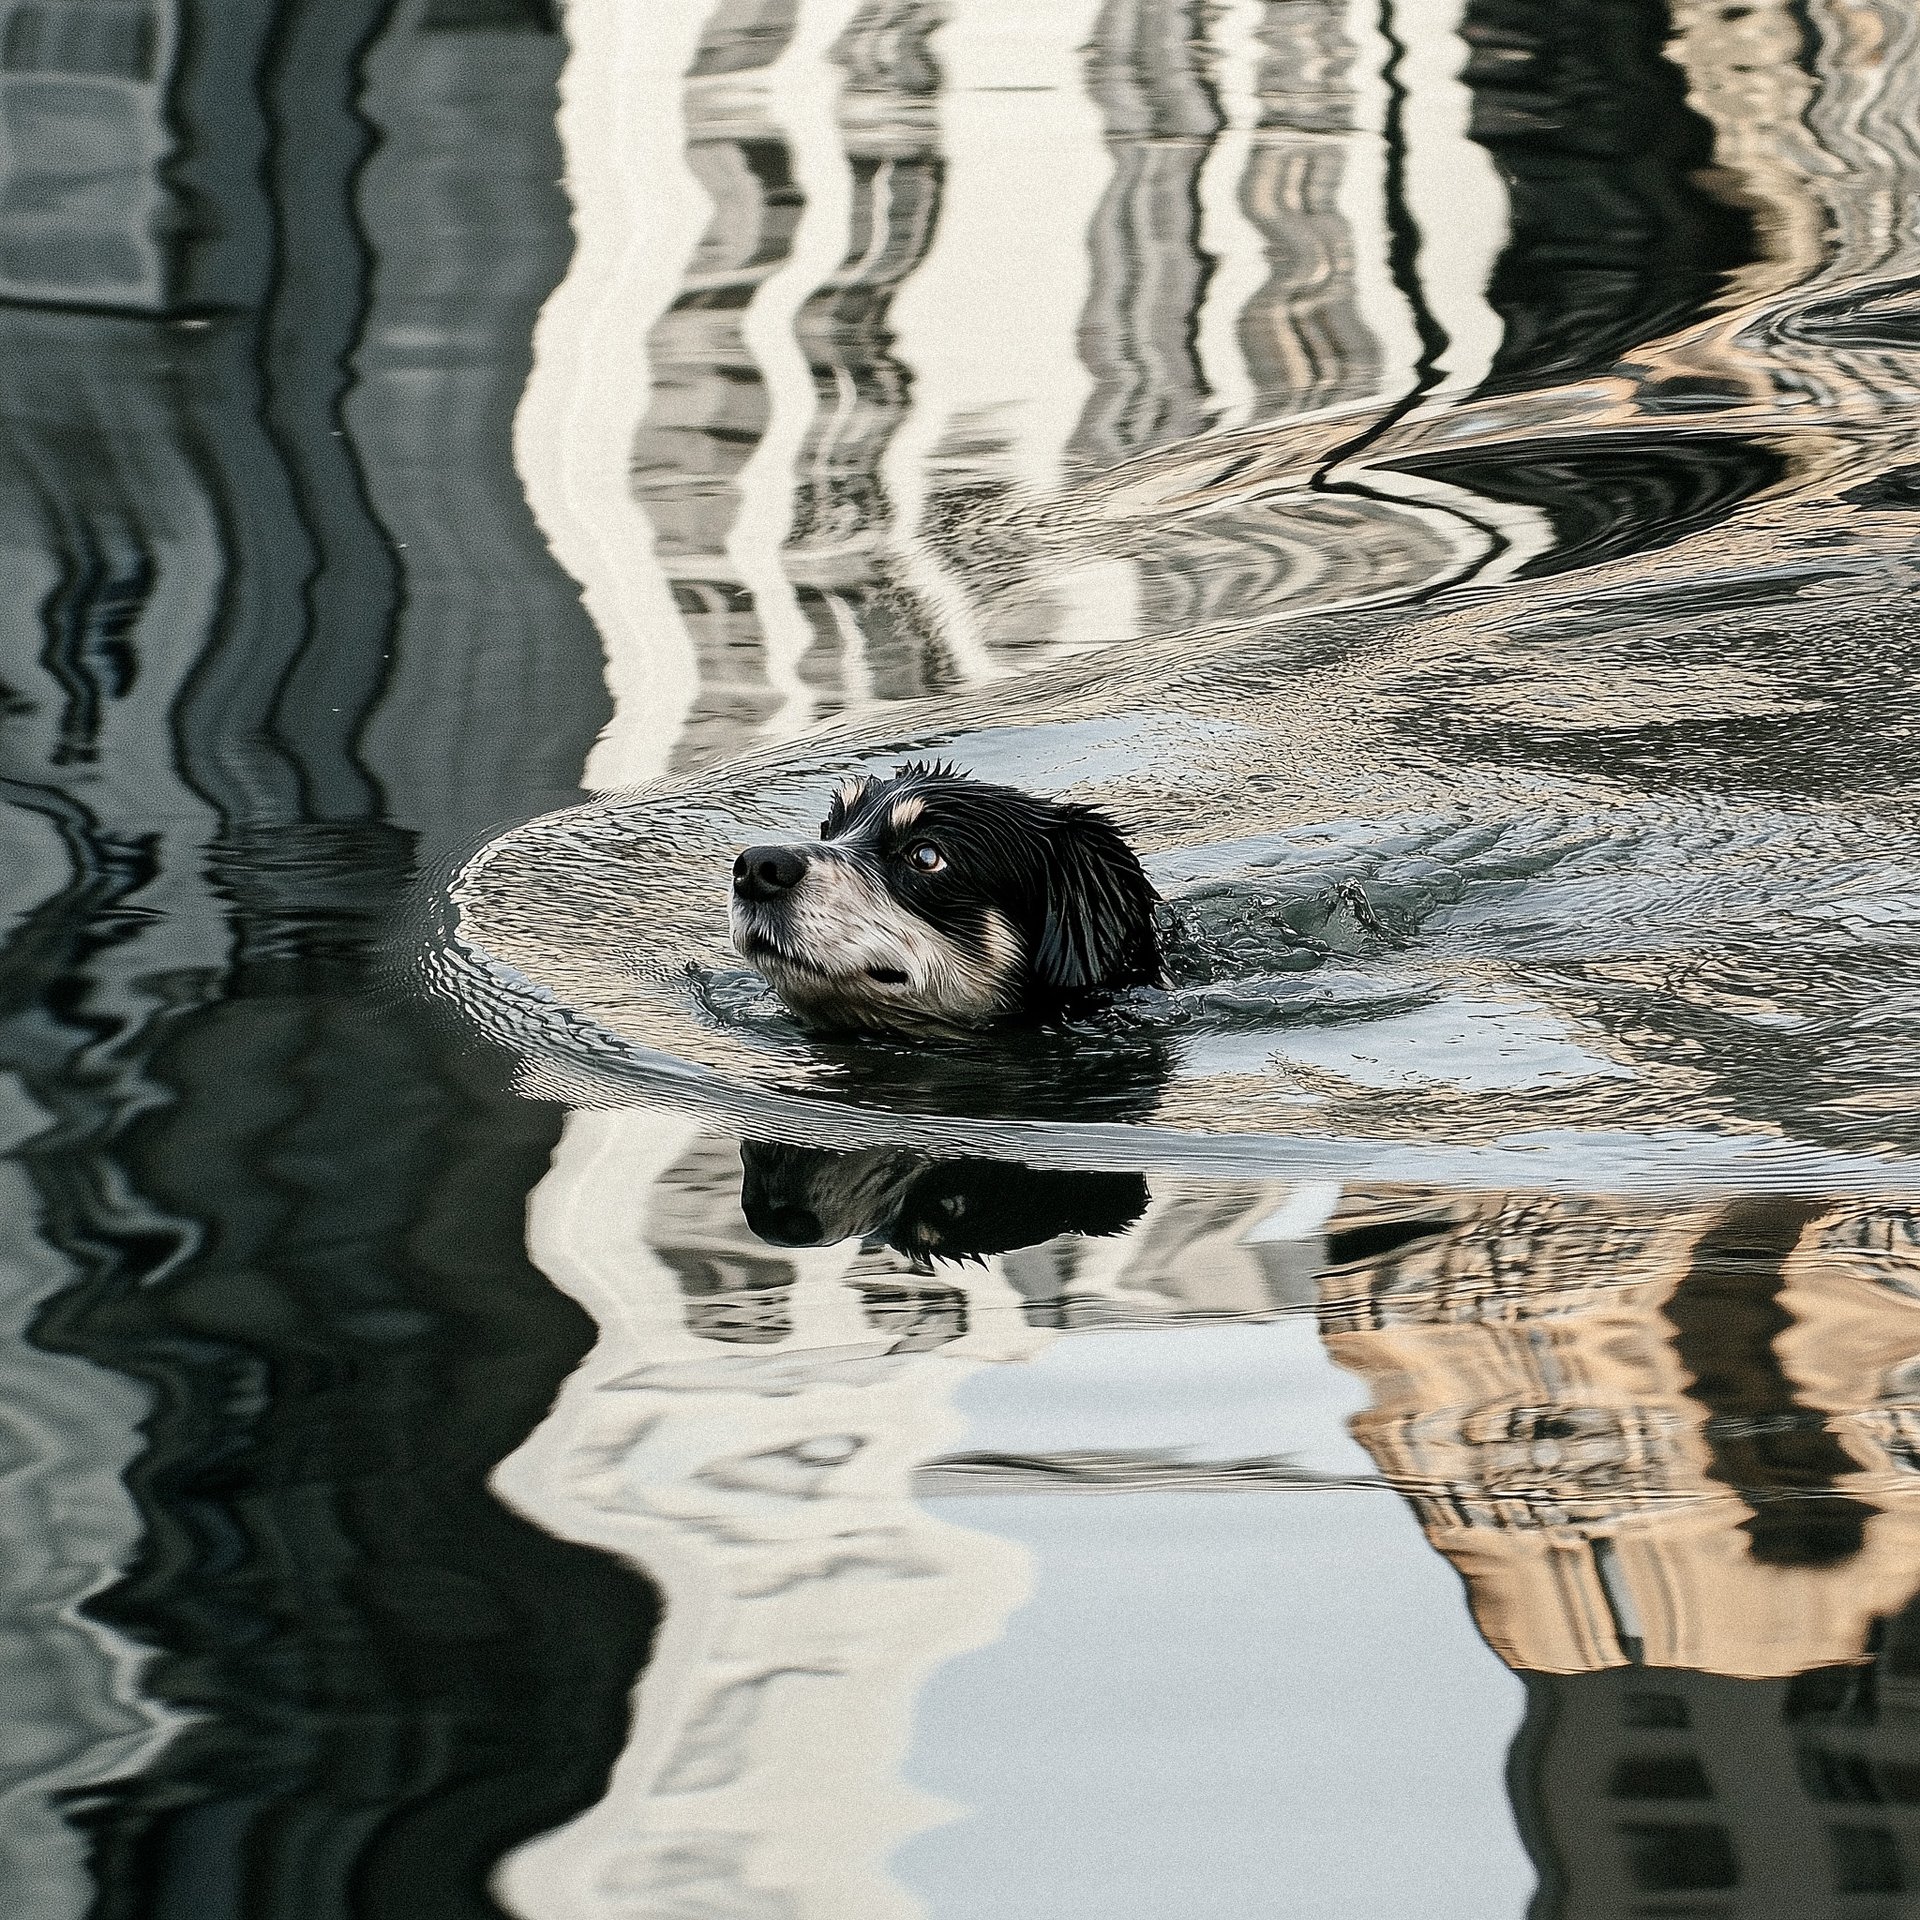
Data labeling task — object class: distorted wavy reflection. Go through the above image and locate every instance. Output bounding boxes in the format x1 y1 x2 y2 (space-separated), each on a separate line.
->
5 1 1920 1918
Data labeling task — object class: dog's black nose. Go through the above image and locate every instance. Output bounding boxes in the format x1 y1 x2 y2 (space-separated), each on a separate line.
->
734 844 808 901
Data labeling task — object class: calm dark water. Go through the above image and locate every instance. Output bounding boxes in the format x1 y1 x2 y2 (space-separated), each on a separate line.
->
6 3 1920 1918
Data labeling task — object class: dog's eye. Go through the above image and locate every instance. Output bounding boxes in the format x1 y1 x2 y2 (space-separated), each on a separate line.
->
906 842 946 873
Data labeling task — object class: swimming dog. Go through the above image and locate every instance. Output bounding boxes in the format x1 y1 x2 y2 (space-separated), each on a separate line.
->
729 762 1162 1035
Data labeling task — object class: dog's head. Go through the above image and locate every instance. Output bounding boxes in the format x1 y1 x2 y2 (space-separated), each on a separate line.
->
729 763 1162 1033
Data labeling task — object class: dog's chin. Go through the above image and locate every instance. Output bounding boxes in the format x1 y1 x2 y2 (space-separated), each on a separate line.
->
731 916 827 980
732 915 986 1036
763 956 974 1036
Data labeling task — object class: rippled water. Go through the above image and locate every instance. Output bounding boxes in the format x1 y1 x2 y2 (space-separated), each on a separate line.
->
8 1 1920 1916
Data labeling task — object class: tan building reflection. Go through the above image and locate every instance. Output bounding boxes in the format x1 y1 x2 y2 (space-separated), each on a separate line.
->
1320 1193 1920 1681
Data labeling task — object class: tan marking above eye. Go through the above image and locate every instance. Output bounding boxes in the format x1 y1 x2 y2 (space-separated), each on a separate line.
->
836 778 869 810
888 796 926 831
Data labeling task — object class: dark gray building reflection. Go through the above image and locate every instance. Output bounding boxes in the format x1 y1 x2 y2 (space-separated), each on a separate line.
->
1516 1644 1920 1918
0 4 654 1916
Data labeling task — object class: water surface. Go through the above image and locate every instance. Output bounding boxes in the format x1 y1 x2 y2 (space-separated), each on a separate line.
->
6 2 1920 1917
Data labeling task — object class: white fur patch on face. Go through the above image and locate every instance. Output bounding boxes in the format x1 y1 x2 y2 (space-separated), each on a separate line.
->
888 796 926 832
730 850 1023 1032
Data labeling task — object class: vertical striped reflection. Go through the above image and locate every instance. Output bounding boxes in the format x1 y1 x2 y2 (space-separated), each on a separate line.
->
1070 0 1532 635
1235 0 1395 419
549 0 1831 774
2 5 657 1914
1458 0 1763 398
1069 0 1223 471
627 1 806 773
781 0 949 716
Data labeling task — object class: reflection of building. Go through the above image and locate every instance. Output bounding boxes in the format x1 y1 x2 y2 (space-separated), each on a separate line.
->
547 0 1825 788
504 1140 1339 1918
0 4 653 1914
1514 1651 1920 1918
1459 0 1760 395
547 0 1830 788
354 2 619 850
511 1089 1920 1920
628 0 804 771
1322 1195 1920 1677
0 1087 164 1919
649 1131 805 1342
0 0 182 310
1236 0 1389 417
1321 1190 1920 1920
783 1 950 705
1069 0 1221 471
1663 0 1824 306
505 1110 1041 1920
646 1140 1322 1351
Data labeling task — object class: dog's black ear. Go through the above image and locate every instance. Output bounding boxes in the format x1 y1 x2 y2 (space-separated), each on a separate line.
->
1030 805 1163 997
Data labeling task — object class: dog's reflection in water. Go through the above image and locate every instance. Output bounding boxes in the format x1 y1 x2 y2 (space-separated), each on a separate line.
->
737 1140 1150 1350
741 1140 1148 1264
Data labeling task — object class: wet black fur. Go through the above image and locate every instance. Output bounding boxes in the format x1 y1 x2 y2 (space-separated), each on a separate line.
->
821 761 1163 1015
741 1139 1150 1267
